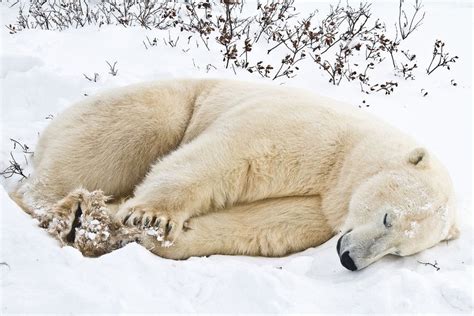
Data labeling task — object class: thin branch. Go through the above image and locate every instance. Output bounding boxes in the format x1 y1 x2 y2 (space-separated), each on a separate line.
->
417 260 440 271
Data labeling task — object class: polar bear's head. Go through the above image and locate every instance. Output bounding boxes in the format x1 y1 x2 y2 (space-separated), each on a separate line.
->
337 148 458 271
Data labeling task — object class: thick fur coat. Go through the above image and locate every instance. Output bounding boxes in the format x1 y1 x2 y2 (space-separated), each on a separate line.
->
14 79 458 270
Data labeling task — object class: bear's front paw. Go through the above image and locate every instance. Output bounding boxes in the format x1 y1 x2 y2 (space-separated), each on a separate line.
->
116 204 187 247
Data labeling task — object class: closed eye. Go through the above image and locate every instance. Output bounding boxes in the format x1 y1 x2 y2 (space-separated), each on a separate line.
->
383 213 392 228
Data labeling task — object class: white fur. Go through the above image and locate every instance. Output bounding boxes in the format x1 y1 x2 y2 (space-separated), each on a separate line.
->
15 79 458 269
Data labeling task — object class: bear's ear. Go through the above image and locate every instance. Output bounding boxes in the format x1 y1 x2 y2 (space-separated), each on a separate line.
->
407 147 429 167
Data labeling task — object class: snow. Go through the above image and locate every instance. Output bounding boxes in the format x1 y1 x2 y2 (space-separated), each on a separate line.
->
404 221 420 239
1 0 472 313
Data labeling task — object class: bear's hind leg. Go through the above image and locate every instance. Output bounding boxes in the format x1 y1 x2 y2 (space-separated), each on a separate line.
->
73 191 137 257
35 188 142 256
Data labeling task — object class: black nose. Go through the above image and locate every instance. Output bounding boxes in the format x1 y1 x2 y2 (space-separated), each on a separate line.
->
340 251 357 271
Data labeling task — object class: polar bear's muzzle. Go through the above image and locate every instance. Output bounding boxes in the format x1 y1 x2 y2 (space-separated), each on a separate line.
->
336 228 395 271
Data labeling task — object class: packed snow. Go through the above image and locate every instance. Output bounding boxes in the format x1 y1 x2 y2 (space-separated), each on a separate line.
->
0 0 472 313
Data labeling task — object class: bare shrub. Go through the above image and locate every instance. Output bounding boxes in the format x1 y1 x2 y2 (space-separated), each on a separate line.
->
398 0 425 40
426 40 459 75
215 1 252 68
0 139 33 181
253 0 298 44
7 0 459 95
14 0 181 31
106 61 119 76
182 1 215 50
269 13 316 80
83 73 99 82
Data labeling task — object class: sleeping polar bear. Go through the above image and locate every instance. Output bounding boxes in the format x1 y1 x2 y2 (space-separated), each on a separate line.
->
13 79 459 271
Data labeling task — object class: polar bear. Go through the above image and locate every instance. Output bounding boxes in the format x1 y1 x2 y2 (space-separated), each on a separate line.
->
13 79 459 270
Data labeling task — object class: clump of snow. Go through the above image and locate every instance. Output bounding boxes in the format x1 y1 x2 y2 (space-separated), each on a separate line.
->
393 207 405 218
90 219 100 225
439 204 452 239
404 221 420 239
420 202 433 211
0 0 472 314
162 240 174 248
145 227 165 242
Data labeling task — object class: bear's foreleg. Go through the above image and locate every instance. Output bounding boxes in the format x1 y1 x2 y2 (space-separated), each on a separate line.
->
139 196 334 259
115 130 278 245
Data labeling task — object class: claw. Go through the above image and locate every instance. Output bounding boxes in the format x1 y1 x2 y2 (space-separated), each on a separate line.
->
166 222 173 234
133 217 140 225
144 217 150 227
123 212 132 225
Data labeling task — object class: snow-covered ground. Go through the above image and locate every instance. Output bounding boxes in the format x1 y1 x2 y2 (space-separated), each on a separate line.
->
1 0 472 313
